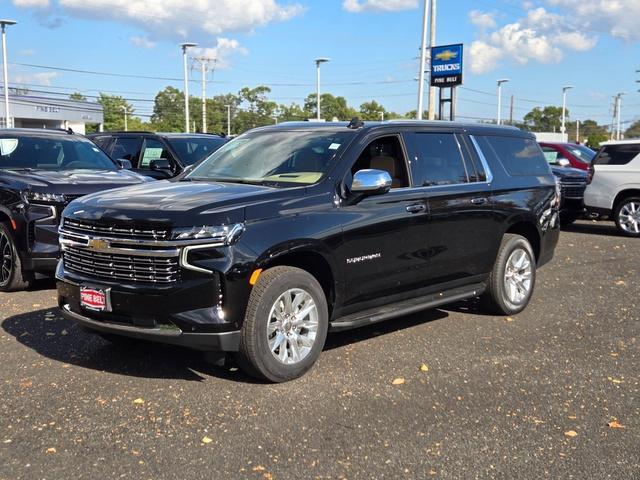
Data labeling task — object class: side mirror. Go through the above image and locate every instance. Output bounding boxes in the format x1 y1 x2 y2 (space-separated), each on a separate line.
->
351 169 392 195
150 159 172 172
116 158 132 169
557 158 570 167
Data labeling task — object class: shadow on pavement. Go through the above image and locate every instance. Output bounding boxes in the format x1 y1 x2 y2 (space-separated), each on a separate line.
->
562 220 625 238
1 307 259 383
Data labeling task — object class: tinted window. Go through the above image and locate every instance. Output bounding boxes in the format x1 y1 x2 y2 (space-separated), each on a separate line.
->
0 135 117 170
140 138 170 169
476 136 550 176
90 136 111 150
188 131 354 186
406 132 468 186
567 145 595 163
593 144 640 166
111 137 141 165
541 146 562 165
167 137 226 166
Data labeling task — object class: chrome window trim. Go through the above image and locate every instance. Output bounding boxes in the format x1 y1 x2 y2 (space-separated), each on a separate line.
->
469 135 495 184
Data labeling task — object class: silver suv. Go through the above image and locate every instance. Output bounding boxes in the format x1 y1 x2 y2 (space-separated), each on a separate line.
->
584 140 640 236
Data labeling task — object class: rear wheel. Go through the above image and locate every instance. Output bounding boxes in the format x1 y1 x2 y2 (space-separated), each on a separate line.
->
0 222 32 292
481 234 536 315
614 197 640 237
237 266 328 382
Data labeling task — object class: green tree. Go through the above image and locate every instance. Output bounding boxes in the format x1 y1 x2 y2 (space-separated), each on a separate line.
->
624 120 640 139
567 119 609 147
69 92 87 101
523 106 565 132
97 93 144 131
151 86 184 132
233 86 278 132
303 93 357 121
278 102 308 122
359 100 386 121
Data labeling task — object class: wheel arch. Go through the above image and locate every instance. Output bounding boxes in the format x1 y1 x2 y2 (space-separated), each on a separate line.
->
613 189 640 212
504 221 541 263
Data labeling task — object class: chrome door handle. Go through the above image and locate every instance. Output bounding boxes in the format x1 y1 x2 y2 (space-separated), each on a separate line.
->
406 204 427 213
470 197 488 205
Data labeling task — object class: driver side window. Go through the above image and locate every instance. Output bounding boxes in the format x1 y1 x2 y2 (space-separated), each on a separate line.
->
351 135 409 188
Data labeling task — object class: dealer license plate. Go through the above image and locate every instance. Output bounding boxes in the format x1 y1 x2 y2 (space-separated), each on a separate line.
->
80 287 110 312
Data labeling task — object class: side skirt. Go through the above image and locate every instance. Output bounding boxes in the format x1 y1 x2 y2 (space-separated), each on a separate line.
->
329 283 486 332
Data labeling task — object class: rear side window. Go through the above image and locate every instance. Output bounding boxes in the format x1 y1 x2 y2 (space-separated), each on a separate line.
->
111 137 142 166
405 132 469 186
475 136 550 176
593 144 640 166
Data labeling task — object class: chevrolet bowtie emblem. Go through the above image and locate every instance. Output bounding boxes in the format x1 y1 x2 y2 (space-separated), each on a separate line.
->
435 50 458 61
87 238 109 250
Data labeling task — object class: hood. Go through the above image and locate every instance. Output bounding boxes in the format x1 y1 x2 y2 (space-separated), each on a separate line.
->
550 165 587 180
1 168 149 195
64 180 287 225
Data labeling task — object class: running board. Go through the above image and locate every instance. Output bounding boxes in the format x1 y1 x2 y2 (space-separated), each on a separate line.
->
329 283 486 332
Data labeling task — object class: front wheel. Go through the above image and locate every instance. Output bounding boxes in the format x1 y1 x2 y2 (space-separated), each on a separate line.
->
481 234 536 315
0 222 32 292
237 266 329 382
614 197 640 237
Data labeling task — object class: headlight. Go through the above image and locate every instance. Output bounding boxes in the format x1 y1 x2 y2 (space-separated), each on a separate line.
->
170 223 244 243
25 192 66 204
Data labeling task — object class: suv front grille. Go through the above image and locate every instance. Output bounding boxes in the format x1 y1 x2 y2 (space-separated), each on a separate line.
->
62 218 170 241
560 178 587 199
63 246 180 283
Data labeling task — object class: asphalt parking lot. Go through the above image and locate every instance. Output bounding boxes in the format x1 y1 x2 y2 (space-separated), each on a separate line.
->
0 220 638 480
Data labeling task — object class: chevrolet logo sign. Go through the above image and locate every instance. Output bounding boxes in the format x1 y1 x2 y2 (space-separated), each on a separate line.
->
435 50 458 61
87 238 110 250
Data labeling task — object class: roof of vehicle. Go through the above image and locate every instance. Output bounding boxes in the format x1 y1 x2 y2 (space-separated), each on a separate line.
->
251 120 525 136
0 128 77 137
599 139 640 146
88 131 225 139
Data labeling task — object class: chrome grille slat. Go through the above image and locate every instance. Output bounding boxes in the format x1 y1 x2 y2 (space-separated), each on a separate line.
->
63 246 179 284
63 218 169 240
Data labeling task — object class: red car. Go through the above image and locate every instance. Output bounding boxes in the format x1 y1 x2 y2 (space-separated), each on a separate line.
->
539 142 596 171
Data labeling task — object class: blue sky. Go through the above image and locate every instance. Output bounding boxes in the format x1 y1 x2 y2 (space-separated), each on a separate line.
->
3 0 639 127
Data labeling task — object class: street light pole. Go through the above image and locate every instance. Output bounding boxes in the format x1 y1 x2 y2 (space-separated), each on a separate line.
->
615 92 625 140
1 20 17 129
416 0 429 120
225 104 231 136
180 42 198 133
427 0 437 120
561 85 574 140
496 79 509 125
314 58 330 121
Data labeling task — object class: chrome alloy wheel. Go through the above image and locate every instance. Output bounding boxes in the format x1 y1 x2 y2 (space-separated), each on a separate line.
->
0 231 13 287
618 200 640 235
503 248 533 305
267 288 319 365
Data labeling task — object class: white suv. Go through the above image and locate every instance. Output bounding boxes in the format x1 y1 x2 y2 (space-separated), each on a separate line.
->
584 140 640 236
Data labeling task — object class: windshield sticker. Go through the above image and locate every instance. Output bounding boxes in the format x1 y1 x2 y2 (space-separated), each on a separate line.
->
328 143 341 150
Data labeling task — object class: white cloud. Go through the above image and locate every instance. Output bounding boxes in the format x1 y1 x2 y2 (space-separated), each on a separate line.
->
12 0 49 7
19 49 36 56
342 0 417 13
13 72 60 86
469 10 497 29
546 0 640 41
191 38 249 69
13 0 304 39
129 36 156 49
469 7 597 74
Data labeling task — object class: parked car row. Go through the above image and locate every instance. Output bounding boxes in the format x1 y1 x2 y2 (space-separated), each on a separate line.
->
0 123 637 382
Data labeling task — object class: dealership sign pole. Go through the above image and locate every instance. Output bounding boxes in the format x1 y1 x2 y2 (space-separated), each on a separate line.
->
430 43 463 121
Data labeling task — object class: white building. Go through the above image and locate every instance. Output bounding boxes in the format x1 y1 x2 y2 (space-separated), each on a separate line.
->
1 95 104 134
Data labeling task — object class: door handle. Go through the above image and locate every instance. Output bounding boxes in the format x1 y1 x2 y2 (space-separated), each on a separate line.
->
470 197 488 205
406 204 427 214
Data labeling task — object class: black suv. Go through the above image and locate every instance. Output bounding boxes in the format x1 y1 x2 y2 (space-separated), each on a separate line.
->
57 121 560 382
0 129 149 291
88 131 227 179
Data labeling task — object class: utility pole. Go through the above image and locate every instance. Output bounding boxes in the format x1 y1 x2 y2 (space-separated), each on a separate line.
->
180 42 198 133
192 57 216 133
576 119 580 143
1 20 17 129
615 92 625 140
509 95 514 126
416 0 429 120
120 105 128 131
610 96 617 141
225 104 231 136
427 0 437 120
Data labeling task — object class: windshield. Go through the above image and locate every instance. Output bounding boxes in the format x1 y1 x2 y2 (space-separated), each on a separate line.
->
568 145 596 163
166 136 227 166
0 135 117 171
187 130 355 185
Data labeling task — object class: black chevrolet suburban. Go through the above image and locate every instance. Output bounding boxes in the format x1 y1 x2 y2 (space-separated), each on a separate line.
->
0 129 149 291
56 121 560 382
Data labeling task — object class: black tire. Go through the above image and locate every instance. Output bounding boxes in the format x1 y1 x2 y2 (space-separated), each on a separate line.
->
236 266 329 383
481 234 536 316
613 197 640 237
0 222 32 292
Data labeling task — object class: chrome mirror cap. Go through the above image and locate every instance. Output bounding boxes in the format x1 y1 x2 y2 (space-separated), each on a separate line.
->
351 169 392 194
